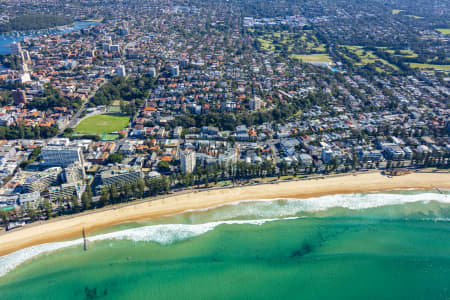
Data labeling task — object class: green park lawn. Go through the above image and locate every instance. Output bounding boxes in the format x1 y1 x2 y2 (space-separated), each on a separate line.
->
257 37 275 52
75 114 129 135
102 133 121 141
385 49 418 58
257 30 326 54
406 15 423 19
408 63 450 71
107 106 122 113
289 54 331 63
342 46 399 71
436 28 450 35
392 9 404 14
84 18 104 22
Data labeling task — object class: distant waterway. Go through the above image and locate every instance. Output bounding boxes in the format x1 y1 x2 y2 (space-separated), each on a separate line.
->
0 21 98 55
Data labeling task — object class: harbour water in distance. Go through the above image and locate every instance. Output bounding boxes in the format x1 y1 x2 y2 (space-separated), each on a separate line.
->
0 21 98 55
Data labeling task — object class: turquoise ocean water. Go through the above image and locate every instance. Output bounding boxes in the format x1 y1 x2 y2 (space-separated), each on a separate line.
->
0 190 449 299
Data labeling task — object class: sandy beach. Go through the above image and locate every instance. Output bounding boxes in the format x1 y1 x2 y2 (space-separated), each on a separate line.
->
0 171 449 256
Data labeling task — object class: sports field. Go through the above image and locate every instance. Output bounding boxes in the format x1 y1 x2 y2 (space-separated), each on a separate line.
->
289 54 331 63
436 28 450 35
101 133 120 141
408 63 450 71
392 9 404 14
406 15 423 19
74 114 129 135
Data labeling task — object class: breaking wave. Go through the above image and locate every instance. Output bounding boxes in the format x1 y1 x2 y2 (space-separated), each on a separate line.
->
180 191 450 222
0 191 448 277
0 218 295 277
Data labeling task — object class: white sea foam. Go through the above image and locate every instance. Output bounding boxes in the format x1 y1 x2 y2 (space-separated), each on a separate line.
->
0 218 295 277
0 191 448 277
180 191 450 221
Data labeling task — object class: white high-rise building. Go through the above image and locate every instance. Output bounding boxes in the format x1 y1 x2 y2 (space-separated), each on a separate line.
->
109 44 120 52
219 148 238 166
116 65 126 76
21 63 29 73
63 162 85 183
19 73 31 84
249 96 262 111
41 146 84 167
10 42 21 55
170 64 180 77
22 167 62 193
102 42 112 52
180 150 196 173
149 67 157 78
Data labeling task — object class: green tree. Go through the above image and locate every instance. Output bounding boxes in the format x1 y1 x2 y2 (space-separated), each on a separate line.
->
137 178 145 199
58 197 64 216
26 202 36 221
110 185 118 203
81 190 92 210
71 195 79 213
131 181 138 198
44 198 52 219
0 210 9 226
100 186 110 207
158 161 170 172
35 208 42 221
124 183 132 201
106 152 124 164
163 177 170 192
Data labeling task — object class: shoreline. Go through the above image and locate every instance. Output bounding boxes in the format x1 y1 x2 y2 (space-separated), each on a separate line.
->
0 20 99 36
0 171 449 257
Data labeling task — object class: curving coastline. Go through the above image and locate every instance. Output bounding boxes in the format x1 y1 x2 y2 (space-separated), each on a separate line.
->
0 171 449 257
